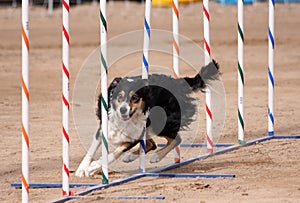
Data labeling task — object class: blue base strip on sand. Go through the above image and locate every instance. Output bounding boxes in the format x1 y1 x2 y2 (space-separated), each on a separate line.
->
11 173 235 189
272 135 300 139
157 143 234 148
116 195 165 200
12 135 299 202
10 182 98 188
214 0 300 5
145 173 235 178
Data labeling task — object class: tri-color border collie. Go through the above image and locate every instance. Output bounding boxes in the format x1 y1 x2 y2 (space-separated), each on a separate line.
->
75 60 220 177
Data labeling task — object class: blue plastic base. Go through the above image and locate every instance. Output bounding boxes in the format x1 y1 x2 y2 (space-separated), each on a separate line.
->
157 143 234 148
12 134 300 203
214 0 253 5
214 0 300 5
10 183 97 188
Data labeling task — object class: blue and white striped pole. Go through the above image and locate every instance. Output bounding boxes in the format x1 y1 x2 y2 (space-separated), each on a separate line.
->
268 0 275 136
142 0 151 80
140 0 151 173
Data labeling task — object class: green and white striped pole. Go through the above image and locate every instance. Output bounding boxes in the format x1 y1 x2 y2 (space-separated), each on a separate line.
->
237 0 245 144
100 0 109 184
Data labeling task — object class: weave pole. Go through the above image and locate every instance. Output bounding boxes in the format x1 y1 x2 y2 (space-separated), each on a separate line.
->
140 0 152 173
237 0 244 144
203 0 213 153
100 0 109 184
142 0 151 80
268 0 275 136
21 0 29 202
62 0 70 195
172 0 180 163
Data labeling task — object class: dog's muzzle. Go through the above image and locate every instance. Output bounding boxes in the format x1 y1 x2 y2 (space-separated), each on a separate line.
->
119 106 130 121
120 106 127 114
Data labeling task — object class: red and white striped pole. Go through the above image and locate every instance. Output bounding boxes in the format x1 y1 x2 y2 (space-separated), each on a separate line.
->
172 0 180 163
21 0 29 202
203 0 213 153
62 0 70 196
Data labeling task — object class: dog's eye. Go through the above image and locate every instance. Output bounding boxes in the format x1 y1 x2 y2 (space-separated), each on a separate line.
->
117 93 124 102
131 94 140 103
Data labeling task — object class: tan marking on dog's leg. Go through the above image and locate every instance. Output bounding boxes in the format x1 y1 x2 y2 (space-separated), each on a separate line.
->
122 139 157 163
132 138 157 155
110 142 134 163
150 135 181 163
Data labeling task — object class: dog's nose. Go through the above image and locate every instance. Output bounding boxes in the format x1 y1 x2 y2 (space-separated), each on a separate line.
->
120 106 127 114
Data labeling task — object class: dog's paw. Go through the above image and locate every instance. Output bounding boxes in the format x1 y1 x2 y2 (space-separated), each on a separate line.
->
150 153 161 163
87 159 102 176
75 154 93 178
122 153 139 163
75 168 89 178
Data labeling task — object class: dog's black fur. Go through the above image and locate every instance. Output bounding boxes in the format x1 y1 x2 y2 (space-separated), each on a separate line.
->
97 59 220 152
75 60 220 177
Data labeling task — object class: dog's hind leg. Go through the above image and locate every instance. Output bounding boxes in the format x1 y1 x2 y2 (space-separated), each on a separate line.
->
87 141 140 176
150 134 181 163
75 128 102 177
122 139 157 163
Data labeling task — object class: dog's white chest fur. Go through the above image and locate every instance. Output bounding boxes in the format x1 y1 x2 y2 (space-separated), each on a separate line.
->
108 109 148 146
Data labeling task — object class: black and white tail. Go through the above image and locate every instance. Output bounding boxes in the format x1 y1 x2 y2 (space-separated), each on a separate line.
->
184 59 220 92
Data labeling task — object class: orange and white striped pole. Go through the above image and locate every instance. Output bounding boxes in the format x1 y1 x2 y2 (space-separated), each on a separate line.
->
172 0 180 163
62 0 70 196
22 0 30 202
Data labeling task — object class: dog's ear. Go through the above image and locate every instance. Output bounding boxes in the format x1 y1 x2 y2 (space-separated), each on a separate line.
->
97 77 122 121
138 79 150 98
136 79 151 113
108 77 122 93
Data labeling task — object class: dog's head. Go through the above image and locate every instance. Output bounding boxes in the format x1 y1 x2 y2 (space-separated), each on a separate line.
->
109 77 149 121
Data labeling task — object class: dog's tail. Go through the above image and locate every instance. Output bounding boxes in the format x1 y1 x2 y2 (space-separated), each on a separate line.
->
184 59 220 92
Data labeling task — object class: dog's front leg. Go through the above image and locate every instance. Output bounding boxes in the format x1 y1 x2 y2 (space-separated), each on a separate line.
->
88 141 139 176
122 139 157 163
150 135 181 163
75 128 101 177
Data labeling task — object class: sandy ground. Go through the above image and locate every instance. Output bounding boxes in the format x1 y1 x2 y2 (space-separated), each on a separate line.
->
1 1 300 202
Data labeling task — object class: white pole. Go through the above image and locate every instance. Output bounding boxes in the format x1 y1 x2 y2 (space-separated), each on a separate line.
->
142 0 151 80
237 0 244 144
203 0 213 153
268 0 275 136
172 0 180 163
22 0 29 201
48 0 53 15
100 0 109 184
140 0 151 173
62 0 70 195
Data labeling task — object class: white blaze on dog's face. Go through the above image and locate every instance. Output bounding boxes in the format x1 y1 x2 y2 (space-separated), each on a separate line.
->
112 78 147 121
